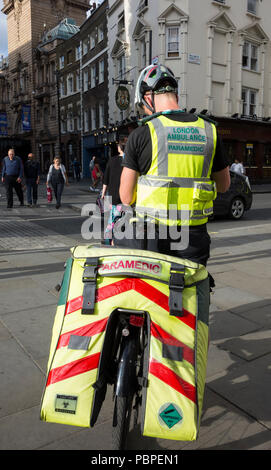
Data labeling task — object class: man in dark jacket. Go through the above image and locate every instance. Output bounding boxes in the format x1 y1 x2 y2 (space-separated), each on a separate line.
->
24 153 40 206
1 148 24 208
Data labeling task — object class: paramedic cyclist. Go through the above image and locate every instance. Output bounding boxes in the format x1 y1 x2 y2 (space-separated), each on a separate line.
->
114 64 230 266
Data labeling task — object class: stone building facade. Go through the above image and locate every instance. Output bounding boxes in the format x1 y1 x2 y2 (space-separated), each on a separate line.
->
107 0 271 181
1 0 89 166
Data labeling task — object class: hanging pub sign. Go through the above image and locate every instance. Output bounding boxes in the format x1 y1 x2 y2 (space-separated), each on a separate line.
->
115 85 130 111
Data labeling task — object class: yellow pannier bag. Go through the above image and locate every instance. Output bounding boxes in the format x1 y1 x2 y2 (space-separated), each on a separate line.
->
40 245 210 441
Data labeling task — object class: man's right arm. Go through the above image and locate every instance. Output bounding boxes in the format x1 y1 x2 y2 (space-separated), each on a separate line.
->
119 167 138 205
211 136 230 193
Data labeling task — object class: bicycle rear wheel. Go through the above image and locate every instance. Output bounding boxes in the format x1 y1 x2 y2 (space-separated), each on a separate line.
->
112 395 133 450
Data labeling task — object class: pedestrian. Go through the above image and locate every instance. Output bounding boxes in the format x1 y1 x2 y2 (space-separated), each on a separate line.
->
115 63 230 266
24 153 40 207
101 142 125 245
230 158 245 175
89 156 96 191
1 148 24 208
72 157 81 181
92 158 103 192
46 156 68 209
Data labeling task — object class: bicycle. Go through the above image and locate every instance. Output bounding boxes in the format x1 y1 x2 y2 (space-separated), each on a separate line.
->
110 308 146 450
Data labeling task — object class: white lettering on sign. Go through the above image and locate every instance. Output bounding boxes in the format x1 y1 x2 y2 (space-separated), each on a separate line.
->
99 259 162 275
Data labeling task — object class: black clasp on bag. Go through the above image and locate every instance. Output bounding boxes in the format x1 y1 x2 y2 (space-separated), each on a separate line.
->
82 257 99 314
169 264 185 316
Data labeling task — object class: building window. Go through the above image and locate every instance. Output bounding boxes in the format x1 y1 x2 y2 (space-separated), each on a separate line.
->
75 45 81 61
141 40 147 68
118 12 125 34
138 0 149 14
51 104 56 119
242 88 257 116
60 78 65 97
84 109 89 132
76 71 80 91
247 0 257 15
91 65 96 88
99 60 104 84
83 69 88 92
77 102 81 130
67 74 73 94
83 39 88 55
90 35 95 49
67 50 72 64
59 55 64 69
99 102 105 128
98 26 104 43
91 106 96 130
67 106 74 132
166 27 179 58
118 55 126 79
242 41 258 71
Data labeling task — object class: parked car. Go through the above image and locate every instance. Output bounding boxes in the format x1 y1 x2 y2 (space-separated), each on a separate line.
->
212 170 252 220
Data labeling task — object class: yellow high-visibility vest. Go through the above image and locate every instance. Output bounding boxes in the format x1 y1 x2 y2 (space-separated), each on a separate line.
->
135 114 217 226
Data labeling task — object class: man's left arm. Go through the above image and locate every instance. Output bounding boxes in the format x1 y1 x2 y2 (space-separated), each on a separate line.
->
17 157 24 182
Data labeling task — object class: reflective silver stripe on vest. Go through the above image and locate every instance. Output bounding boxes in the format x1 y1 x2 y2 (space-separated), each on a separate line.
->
202 121 214 177
137 175 212 189
151 118 168 175
136 206 211 220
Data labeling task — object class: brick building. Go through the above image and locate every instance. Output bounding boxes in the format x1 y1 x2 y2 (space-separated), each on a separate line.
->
1 0 89 166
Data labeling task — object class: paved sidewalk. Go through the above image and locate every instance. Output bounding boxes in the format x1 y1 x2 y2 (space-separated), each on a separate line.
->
0 179 271 451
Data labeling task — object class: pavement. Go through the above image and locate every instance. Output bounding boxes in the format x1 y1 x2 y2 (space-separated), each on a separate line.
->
0 178 271 453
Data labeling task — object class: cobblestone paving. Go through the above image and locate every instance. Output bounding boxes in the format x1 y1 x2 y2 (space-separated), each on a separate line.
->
0 218 71 251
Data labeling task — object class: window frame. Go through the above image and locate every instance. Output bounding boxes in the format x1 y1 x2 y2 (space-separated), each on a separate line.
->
67 73 74 95
83 69 88 92
166 26 180 58
99 102 105 128
59 55 65 69
99 59 104 84
242 40 258 72
247 0 257 15
242 87 257 117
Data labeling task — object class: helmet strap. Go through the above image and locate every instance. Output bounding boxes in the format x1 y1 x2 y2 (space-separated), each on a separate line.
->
143 91 156 114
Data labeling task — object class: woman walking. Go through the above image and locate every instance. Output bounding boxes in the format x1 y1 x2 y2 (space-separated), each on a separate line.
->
46 157 68 208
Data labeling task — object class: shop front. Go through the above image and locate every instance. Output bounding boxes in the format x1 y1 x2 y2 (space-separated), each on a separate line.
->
216 117 271 183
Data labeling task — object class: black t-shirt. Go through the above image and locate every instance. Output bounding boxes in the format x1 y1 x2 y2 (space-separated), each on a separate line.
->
103 155 123 205
24 160 40 179
124 112 229 175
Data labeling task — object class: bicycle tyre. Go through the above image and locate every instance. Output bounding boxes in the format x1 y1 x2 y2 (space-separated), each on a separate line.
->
112 395 133 450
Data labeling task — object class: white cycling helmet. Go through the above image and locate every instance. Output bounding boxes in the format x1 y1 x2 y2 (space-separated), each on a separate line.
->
134 63 178 113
